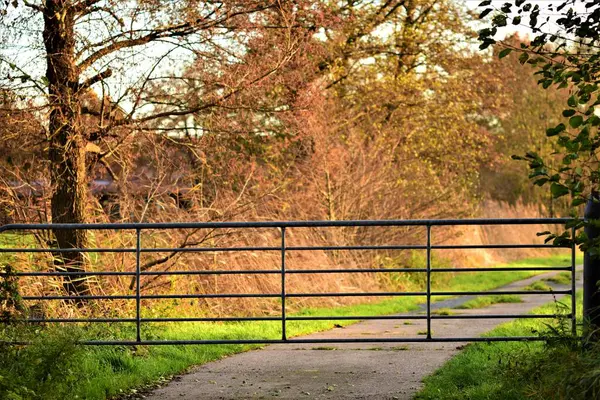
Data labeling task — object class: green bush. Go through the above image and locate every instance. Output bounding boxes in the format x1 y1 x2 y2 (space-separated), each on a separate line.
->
0 326 84 400
0 264 84 399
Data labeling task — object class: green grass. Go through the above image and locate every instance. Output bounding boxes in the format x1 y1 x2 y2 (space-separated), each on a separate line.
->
544 271 572 285
524 280 553 291
455 294 523 310
0 253 581 399
432 308 455 315
416 292 582 400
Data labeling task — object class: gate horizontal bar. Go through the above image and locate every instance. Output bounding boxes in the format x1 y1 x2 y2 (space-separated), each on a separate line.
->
71 336 574 345
287 315 426 320
22 294 136 300
286 268 427 274
1 266 571 278
432 267 571 272
21 289 571 302
287 245 426 251
0 218 572 232
16 317 282 323
286 292 426 297
432 244 560 249
3 336 580 346
22 293 283 301
430 314 568 319
0 244 564 254
16 313 569 324
0 248 135 253
141 293 281 299
18 318 137 323
142 246 279 253
4 271 137 277
432 290 571 296
140 270 281 276
23 290 571 301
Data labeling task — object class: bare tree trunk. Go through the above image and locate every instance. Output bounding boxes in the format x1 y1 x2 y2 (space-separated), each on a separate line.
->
43 0 90 297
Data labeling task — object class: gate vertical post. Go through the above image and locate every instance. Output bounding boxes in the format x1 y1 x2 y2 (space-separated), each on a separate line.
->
281 227 287 341
584 196 600 341
135 228 142 343
572 226 577 338
426 224 431 340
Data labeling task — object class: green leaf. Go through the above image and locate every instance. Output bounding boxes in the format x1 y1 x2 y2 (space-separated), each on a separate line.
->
562 109 576 117
518 52 529 64
572 198 587 207
492 14 507 27
479 8 492 19
550 182 570 198
479 40 494 50
546 123 566 137
568 95 578 107
529 169 548 178
566 219 584 229
512 16 521 25
525 151 539 159
498 48 512 59
479 0 492 5
569 115 584 128
544 235 556 244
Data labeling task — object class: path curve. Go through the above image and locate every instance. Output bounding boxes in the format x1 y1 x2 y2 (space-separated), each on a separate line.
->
145 269 582 400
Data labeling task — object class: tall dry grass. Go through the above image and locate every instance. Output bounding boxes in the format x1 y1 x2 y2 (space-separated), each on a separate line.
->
440 200 564 267
1 200 565 320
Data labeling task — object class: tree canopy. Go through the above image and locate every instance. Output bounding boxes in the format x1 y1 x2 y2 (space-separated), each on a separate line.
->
478 0 600 249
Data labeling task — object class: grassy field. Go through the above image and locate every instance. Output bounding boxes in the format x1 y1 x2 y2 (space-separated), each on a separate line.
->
0 253 581 399
416 291 586 400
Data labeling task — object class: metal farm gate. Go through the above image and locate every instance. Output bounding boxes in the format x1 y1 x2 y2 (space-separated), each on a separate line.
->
0 218 578 345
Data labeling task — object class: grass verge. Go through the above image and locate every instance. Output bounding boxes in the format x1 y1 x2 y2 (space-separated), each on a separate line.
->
416 291 585 400
454 294 522 310
0 253 580 399
524 280 553 291
544 271 572 285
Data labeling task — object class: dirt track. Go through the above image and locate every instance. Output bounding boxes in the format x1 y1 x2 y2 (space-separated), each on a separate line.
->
145 269 581 400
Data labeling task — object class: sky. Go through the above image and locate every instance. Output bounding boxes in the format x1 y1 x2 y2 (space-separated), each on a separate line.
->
0 0 585 115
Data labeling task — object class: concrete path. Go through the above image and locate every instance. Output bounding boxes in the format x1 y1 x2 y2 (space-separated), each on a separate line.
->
146 269 582 400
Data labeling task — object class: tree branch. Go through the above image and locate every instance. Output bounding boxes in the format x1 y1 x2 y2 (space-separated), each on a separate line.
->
79 68 112 90
87 55 290 139
22 0 44 12
72 0 102 15
77 4 274 71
